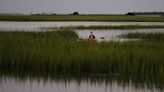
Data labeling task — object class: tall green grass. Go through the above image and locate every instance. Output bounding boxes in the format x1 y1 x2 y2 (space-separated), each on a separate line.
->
0 30 164 83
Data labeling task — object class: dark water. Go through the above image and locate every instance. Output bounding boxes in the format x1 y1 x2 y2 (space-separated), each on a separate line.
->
0 74 163 92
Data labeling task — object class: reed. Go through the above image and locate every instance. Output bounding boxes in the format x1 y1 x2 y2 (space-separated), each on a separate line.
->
0 29 164 82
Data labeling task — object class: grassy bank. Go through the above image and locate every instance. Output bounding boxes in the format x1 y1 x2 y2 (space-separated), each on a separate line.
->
0 15 164 22
57 25 164 29
0 30 164 82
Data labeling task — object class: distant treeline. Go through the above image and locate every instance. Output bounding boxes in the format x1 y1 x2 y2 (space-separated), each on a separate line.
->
1 11 164 16
0 12 80 16
126 12 164 16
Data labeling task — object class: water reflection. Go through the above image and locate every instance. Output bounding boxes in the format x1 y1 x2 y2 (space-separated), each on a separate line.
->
0 73 163 92
76 29 164 41
1 22 164 31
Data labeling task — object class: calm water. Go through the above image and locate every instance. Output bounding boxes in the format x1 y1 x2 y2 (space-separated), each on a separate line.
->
0 75 163 92
1 21 164 30
76 29 164 41
1 21 164 41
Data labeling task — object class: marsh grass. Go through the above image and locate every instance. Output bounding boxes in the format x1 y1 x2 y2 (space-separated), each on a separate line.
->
0 29 164 83
120 32 164 41
73 25 164 29
44 25 164 30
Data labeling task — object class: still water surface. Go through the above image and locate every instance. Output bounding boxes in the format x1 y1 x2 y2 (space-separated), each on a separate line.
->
1 21 164 41
76 29 164 41
0 75 163 92
1 21 164 30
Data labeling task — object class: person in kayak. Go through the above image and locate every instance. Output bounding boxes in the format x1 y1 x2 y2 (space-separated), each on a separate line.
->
88 32 95 40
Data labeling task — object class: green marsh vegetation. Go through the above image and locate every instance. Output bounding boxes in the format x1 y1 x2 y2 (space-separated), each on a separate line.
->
0 29 164 85
121 32 164 41
0 15 164 22
58 25 164 29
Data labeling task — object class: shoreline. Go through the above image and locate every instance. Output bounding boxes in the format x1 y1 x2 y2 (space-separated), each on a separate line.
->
0 15 164 22
1 21 164 30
